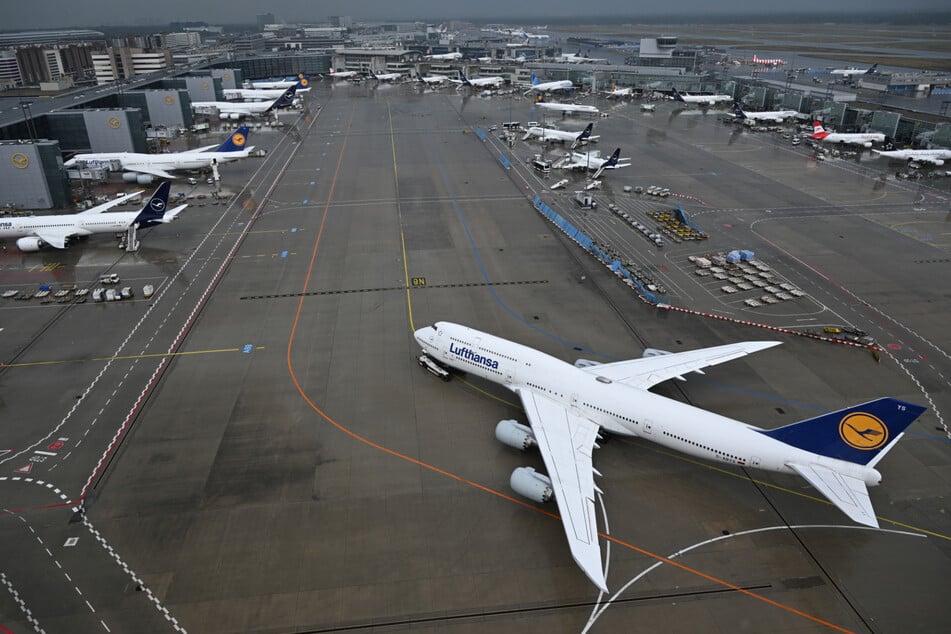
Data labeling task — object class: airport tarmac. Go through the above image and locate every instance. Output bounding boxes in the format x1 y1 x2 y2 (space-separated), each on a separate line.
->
1 80 949 633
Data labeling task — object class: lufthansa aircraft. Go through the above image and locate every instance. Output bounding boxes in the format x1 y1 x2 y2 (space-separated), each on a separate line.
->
191 86 297 120
0 182 186 251
64 126 255 181
414 322 926 591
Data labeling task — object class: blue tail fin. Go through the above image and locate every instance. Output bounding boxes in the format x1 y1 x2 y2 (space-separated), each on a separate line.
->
759 397 926 466
531 72 539 86
578 123 593 140
866 64 878 74
265 85 297 112
604 148 621 167
732 102 747 118
215 126 250 153
133 182 171 227
672 88 685 102
295 76 310 90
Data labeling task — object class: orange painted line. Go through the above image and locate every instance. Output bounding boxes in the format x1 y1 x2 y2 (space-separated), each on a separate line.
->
283 107 854 634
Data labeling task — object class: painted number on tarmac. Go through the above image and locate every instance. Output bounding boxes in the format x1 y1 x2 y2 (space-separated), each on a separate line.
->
412 277 426 287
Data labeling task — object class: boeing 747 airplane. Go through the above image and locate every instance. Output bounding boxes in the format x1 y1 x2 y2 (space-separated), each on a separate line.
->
811 122 886 148
873 147 951 166
249 73 309 89
191 86 297 120
65 126 255 181
223 78 309 100
0 182 186 251
414 322 926 591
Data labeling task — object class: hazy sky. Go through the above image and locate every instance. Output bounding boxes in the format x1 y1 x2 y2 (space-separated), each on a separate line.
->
6 1 949 29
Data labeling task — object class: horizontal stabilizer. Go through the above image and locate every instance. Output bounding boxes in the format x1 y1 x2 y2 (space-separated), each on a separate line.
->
789 463 877 527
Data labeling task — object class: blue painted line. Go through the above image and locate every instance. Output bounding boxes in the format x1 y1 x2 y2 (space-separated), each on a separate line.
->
242 344 253 354
280 250 288 258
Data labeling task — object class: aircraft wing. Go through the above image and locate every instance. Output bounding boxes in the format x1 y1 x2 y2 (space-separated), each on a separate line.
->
788 463 877 527
125 165 178 180
79 190 144 215
518 389 607 592
183 143 220 153
579 341 781 390
33 227 76 249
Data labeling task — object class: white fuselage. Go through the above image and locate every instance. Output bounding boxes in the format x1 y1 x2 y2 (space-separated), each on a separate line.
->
1 211 147 242
223 87 308 100
250 78 298 88
678 94 733 106
416 323 881 486
68 150 250 173
738 109 799 123
874 148 951 165
536 102 600 116
466 76 504 88
814 131 885 147
529 80 574 93
524 126 592 144
191 100 278 116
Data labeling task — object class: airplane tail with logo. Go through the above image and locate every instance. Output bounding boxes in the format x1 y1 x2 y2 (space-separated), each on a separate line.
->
133 182 172 226
531 72 539 86
865 63 878 74
295 76 310 91
672 88 686 103
810 121 829 139
214 126 251 153
603 148 621 168
731 102 747 119
265 85 297 112
760 397 926 466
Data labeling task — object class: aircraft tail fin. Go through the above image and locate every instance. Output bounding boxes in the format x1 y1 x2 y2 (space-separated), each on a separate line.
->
731 102 747 118
604 148 621 168
133 182 172 226
265 85 297 112
759 397 926 466
578 123 593 141
296 76 310 90
214 126 251 153
531 72 539 86
672 88 685 102
866 63 878 74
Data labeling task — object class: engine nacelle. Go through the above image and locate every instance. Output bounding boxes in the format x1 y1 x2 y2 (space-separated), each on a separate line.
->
510 467 553 503
16 236 44 252
227 112 243 121
123 172 153 185
861 141 872 148
495 419 536 451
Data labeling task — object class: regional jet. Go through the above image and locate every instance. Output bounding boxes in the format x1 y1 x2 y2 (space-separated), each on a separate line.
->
672 88 733 107
830 63 878 77
524 72 573 95
64 126 256 182
535 99 601 117
370 70 403 82
191 86 298 120
416 74 450 86
0 182 186 252
731 102 799 124
414 322 926 591
872 147 951 166
556 148 629 179
810 122 886 148
223 78 309 100
522 122 597 148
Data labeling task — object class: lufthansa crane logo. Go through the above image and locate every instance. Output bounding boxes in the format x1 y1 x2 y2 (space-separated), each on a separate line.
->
224 73 231 80
839 412 888 450
11 153 29 169
108 117 121 129
300 78 309 87
231 132 246 146
164 95 175 105
202 81 209 89
150 197 166 212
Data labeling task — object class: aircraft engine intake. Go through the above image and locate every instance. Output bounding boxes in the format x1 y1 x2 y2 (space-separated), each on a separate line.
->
16 236 44 252
495 420 536 451
510 467 553 503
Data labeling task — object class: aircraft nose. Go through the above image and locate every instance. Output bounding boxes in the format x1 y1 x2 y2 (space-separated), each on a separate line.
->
413 326 434 346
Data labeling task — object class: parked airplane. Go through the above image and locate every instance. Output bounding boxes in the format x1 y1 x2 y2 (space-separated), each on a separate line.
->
191 86 297 120
535 99 600 117
554 49 606 64
414 322 926 591
811 121 886 148
370 70 403 82
522 122 597 148
602 85 633 99
752 54 786 66
64 126 255 182
731 102 799 124
524 72 573 95
416 74 450 86
425 49 462 61
830 63 878 77
872 147 951 166
451 72 505 88
223 78 309 100
0 182 186 252
672 88 733 107
326 69 360 80
250 73 309 89
558 148 630 179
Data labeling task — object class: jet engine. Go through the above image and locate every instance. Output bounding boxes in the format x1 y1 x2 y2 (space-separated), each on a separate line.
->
509 467 553 503
122 173 154 185
16 236 44 252
862 141 873 148
495 420 537 451
227 112 243 121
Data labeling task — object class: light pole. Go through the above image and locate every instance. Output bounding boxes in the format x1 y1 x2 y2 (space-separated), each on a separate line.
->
18 101 37 142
